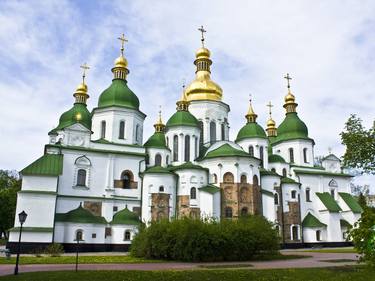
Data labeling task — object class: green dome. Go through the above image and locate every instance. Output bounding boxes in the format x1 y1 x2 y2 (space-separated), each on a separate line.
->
276 112 309 142
111 207 140 225
144 132 167 149
49 103 92 134
55 204 107 224
268 154 286 163
98 79 139 110
166 111 199 128
236 122 267 141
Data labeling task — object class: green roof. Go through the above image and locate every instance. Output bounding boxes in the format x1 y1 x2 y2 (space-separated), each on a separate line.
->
204 143 250 159
55 204 107 224
316 192 342 213
281 177 299 184
166 110 199 128
49 103 92 134
98 79 139 110
236 122 267 141
340 219 352 228
259 168 280 177
143 166 175 175
338 192 363 213
302 213 327 228
111 207 140 225
22 154 63 176
294 169 353 178
169 162 208 172
268 154 286 163
199 184 220 194
274 112 314 145
144 132 167 149
9 227 54 233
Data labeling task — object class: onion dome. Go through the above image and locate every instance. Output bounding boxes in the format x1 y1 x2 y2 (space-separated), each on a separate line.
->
55 203 107 224
266 101 277 137
49 77 92 135
166 88 199 128
185 27 223 102
203 141 250 159
110 206 140 225
97 34 140 110
236 99 267 141
268 154 286 163
144 109 168 149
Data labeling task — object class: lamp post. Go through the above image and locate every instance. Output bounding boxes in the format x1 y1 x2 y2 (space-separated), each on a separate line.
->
75 231 82 272
14 210 27 275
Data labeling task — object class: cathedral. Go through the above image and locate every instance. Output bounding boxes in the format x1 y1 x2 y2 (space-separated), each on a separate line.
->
7 30 362 252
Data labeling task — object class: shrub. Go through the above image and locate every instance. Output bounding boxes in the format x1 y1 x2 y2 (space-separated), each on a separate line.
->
45 243 64 257
31 247 44 257
131 216 279 262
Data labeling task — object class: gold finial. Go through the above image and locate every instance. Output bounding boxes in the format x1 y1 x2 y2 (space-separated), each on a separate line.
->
245 94 257 123
198 25 206 48
154 105 165 133
284 73 292 89
283 73 298 113
267 101 274 119
117 33 128 57
80 63 90 84
176 82 189 111
266 101 277 137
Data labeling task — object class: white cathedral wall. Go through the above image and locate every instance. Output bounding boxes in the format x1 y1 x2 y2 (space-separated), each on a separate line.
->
268 162 290 177
280 182 300 213
175 170 207 197
188 100 230 144
54 223 105 244
9 232 53 243
146 147 171 167
262 194 277 222
303 227 327 242
110 225 138 244
236 138 269 169
273 139 314 167
22 175 58 192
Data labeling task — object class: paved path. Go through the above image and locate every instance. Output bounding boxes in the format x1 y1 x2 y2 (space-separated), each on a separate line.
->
0 251 360 276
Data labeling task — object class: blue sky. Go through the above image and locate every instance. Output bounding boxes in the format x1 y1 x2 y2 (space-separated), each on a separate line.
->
0 0 374 187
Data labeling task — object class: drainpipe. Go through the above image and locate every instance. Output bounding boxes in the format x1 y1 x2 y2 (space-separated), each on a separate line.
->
138 159 145 220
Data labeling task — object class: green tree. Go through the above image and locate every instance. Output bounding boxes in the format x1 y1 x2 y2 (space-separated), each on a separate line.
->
0 170 21 239
341 114 375 174
358 192 368 209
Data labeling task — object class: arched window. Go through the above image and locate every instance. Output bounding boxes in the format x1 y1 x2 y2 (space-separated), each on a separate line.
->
274 193 279 205
173 135 178 161
166 137 169 147
306 188 311 202
303 148 308 163
124 230 131 241
225 207 233 218
282 168 287 177
271 168 276 172
75 229 83 241
119 121 125 139
155 154 162 166
101 121 106 139
198 121 204 146
241 207 248 216
210 121 216 144
292 225 299 240
240 174 247 184
291 190 297 199
190 187 197 199
213 173 218 184
330 189 335 198
159 186 164 192
166 155 169 165
253 175 259 187
221 123 225 141
249 145 254 157
185 135 190 162
135 124 140 142
223 172 234 183
289 148 294 163
316 230 321 241
121 170 134 189
77 169 86 186
194 137 198 158
259 146 264 167
328 179 338 187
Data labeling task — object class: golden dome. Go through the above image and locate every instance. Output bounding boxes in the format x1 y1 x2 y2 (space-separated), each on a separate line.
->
284 90 295 104
245 100 257 123
114 55 128 68
75 83 88 95
195 47 211 59
267 118 276 127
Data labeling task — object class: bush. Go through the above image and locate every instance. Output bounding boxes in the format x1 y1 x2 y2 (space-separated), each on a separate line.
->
31 247 44 257
131 216 279 262
45 243 64 257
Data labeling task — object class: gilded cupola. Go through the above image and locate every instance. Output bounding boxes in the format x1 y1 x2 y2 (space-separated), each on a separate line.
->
266 101 277 137
184 26 223 102
283 73 298 113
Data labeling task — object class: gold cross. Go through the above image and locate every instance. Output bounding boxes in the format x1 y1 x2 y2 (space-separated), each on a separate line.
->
80 63 90 84
198 25 206 47
249 93 253 104
117 33 128 56
284 73 292 89
267 101 274 117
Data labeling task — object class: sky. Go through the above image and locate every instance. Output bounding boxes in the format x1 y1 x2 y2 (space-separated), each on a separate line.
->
0 0 373 188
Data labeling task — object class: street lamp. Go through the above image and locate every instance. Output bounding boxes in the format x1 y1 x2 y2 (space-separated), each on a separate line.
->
75 230 82 272
14 210 27 275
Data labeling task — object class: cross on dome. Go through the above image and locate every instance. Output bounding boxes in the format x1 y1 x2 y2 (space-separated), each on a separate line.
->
198 25 207 47
267 101 274 118
80 63 90 84
284 73 292 89
117 33 128 56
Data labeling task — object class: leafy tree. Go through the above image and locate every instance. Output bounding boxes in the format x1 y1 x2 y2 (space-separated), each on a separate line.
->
0 170 21 239
341 114 375 174
358 192 368 209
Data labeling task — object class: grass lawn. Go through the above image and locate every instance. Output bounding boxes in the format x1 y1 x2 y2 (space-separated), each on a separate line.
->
0 266 374 281
0 253 308 265
303 248 357 254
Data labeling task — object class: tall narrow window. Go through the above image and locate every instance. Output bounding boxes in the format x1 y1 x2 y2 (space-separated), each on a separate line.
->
76 230 83 241
282 168 287 177
185 135 190 162
249 145 254 156
135 124 140 142
274 193 279 205
101 121 106 139
306 188 311 202
213 173 218 183
166 155 169 165
316 230 321 241
289 148 294 163
259 146 264 167
292 226 298 240
221 123 225 141
330 189 335 198
303 148 308 163
121 170 134 189
198 121 204 146
155 154 162 166
173 135 179 161
124 230 131 241
291 190 297 199
190 187 197 199
225 207 233 218
77 169 86 186
119 121 125 139
210 121 216 144
159 186 164 192
195 137 198 158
